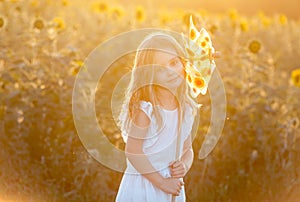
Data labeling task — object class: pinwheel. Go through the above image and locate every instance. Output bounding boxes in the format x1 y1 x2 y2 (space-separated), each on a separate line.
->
182 15 217 97
172 16 218 202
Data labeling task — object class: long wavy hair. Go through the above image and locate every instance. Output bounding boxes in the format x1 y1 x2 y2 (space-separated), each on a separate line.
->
117 32 200 143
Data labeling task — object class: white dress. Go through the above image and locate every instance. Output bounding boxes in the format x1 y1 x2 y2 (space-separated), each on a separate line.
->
115 100 195 202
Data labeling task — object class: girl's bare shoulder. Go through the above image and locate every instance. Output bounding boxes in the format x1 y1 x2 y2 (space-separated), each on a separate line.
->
132 108 151 128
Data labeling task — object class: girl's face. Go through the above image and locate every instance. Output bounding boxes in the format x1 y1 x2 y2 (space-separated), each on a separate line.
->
153 48 185 91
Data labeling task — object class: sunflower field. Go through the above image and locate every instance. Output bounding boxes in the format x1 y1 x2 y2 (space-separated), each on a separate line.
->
0 0 300 201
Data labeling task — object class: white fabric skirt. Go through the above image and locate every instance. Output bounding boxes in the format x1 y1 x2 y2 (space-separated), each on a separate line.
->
115 166 186 202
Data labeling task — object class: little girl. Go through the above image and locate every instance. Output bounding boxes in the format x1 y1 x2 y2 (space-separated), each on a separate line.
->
115 32 200 202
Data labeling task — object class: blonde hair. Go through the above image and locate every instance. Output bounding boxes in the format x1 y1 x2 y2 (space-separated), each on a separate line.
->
118 32 199 142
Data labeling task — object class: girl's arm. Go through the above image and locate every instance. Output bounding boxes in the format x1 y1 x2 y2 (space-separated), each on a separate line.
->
180 134 194 173
125 108 183 195
169 134 194 178
126 137 164 187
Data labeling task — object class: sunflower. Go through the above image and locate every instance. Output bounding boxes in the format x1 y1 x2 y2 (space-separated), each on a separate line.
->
135 6 145 22
261 16 272 28
198 9 207 18
159 12 172 25
30 0 39 7
248 40 261 54
62 0 70 6
257 11 272 28
209 24 218 34
72 60 84 67
291 68 300 87
91 2 108 13
240 19 249 32
110 6 124 20
183 12 197 27
291 117 299 129
33 18 44 30
70 60 84 76
0 17 4 29
228 8 239 21
52 17 65 30
279 14 287 25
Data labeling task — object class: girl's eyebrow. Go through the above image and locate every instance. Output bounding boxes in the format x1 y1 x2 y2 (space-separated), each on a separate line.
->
168 56 184 65
169 56 179 62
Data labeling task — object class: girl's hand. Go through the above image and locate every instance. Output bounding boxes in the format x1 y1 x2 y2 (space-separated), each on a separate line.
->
169 160 187 178
158 177 184 196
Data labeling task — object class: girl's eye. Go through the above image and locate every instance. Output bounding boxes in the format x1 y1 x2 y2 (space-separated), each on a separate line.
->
169 58 179 67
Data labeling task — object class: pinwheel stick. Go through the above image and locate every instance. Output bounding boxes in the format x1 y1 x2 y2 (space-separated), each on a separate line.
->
171 51 221 202
171 105 183 202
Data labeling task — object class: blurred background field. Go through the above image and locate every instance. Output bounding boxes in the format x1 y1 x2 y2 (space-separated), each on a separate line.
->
0 0 300 201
